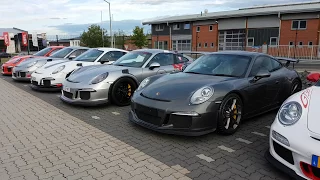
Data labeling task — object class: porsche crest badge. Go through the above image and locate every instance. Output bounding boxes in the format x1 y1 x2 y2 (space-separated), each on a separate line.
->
156 92 160 96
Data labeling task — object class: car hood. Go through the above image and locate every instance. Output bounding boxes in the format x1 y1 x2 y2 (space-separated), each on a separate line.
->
67 65 134 83
16 57 52 67
141 72 235 101
307 86 320 135
36 60 72 73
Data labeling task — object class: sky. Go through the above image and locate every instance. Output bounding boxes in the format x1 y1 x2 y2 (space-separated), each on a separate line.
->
0 0 312 37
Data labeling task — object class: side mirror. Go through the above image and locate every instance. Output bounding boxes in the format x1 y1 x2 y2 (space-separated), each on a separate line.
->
100 59 110 64
149 62 160 70
47 59 52 62
253 69 271 81
307 72 320 82
76 63 82 66
68 55 76 60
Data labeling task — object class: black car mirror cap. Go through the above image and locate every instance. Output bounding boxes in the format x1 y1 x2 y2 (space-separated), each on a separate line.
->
76 63 82 66
149 62 161 70
253 69 271 81
100 59 110 64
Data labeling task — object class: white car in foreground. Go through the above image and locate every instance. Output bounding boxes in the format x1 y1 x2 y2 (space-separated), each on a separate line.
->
265 72 320 180
30 48 127 91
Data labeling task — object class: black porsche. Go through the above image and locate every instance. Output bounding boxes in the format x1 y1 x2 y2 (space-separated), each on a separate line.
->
129 51 302 136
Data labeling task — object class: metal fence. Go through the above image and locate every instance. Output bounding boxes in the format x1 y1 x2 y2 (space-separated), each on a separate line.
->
245 45 320 60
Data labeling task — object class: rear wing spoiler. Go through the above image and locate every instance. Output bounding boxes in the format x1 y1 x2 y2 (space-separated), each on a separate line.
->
275 57 299 68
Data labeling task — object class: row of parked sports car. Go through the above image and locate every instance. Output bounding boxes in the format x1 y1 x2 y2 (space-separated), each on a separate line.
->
1 46 320 180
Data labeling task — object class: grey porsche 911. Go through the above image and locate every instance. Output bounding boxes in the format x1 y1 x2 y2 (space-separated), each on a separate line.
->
129 51 302 136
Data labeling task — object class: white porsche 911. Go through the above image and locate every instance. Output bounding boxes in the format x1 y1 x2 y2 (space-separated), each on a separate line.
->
30 48 127 91
265 72 320 180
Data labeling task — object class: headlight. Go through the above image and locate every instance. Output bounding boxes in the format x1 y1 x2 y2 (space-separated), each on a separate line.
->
137 78 150 91
190 86 214 105
52 65 65 74
26 61 37 68
278 101 302 126
91 72 109 84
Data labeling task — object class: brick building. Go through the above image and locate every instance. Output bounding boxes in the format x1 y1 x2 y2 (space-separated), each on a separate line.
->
142 1 320 59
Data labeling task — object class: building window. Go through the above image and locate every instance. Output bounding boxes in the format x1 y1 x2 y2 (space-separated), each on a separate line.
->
269 37 278 46
172 40 191 51
196 26 200 32
308 41 313 47
292 20 307 30
204 43 208 48
211 43 214 48
184 24 190 29
298 42 303 47
289 41 294 46
155 24 164 31
198 43 201 48
173 24 180 30
209 25 213 31
154 41 168 50
247 37 254 47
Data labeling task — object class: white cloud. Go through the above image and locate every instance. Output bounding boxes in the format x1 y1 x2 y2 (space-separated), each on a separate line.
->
1 0 310 34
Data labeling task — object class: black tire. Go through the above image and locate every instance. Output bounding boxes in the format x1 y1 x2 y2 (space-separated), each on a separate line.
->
111 78 137 106
290 79 302 95
217 93 243 135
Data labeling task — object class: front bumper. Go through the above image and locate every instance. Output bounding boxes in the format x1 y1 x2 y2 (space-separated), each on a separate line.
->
30 72 65 91
267 118 320 180
129 93 219 136
1 65 14 75
60 81 112 106
12 67 34 81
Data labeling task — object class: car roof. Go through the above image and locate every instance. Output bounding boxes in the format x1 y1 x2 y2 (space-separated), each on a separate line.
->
65 46 90 50
132 49 176 54
95 47 128 52
204 51 267 58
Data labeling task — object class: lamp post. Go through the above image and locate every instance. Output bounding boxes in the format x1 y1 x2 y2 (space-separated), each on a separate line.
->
103 0 112 48
294 28 298 59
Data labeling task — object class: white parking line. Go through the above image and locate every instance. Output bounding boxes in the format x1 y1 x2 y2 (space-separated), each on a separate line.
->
112 112 120 115
196 154 215 162
56 95 61 97
252 132 267 137
91 116 100 120
236 138 252 144
218 145 235 153
23 85 28 87
265 126 271 129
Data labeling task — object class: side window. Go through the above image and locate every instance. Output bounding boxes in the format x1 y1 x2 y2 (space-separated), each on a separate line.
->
69 50 82 57
99 51 126 62
174 54 189 64
48 48 61 56
270 58 282 72
249 57 268 77
147 53 174 67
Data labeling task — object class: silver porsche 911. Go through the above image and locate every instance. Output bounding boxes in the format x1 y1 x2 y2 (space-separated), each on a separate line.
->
12 46 89 81
60 49 194 106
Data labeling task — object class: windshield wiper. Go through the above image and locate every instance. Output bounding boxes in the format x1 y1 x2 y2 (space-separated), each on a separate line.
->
185 71 202 74
211 74 238 77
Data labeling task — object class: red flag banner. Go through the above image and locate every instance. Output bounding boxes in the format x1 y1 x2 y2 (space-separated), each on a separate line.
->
22 32 28 46
3 32 9 46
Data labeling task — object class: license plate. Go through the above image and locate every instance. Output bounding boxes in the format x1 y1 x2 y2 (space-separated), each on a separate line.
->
63 86 70 92
312 155 320 168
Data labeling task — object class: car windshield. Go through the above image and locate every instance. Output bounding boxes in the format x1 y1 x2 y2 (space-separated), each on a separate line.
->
33 47 52 56
49 48 73 58
74 49 103 62
184 54 251 77
113 51 152 67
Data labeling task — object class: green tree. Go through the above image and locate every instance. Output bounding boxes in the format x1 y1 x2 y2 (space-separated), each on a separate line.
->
114 29 126 49
131 26 147 49
80 24 110 48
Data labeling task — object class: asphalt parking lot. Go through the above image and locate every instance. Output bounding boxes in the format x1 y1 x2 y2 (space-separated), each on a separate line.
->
0 75 292 180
